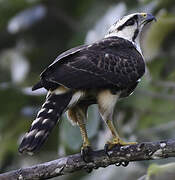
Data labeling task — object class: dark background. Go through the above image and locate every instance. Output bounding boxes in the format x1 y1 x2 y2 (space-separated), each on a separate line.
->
0 0 175 179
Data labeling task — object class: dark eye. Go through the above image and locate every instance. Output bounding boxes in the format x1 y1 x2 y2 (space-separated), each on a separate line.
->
125 19 135 26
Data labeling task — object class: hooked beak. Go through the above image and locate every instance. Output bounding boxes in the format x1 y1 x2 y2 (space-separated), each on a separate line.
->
142 13 157 25
145 13 157 22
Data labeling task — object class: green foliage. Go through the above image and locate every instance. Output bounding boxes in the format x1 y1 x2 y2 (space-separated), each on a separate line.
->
0 0 175 179
145 163 175 180
144 11 175 59
0 0 39 30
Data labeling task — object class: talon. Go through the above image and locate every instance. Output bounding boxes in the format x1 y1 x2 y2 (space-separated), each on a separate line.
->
104 143 110 157
104 138 137 156
118 139 137 146
104 142 120 157
115 162 121 166
121 161 129 167
81 146 93 163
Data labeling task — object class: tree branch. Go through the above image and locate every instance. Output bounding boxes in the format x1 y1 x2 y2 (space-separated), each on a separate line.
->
1 139 175 180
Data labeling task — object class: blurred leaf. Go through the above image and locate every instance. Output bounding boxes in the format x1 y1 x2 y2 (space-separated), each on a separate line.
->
60 116 82 151
86 105 99 138
0 116 29 168
0 50 30 84
147 57 167 80
60 105 99 151
0 0 39 30
144 163 175 180
156 0 175 10
143 11 175 59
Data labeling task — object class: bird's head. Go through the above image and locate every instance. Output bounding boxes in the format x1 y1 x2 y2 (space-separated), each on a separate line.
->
105 13 156 54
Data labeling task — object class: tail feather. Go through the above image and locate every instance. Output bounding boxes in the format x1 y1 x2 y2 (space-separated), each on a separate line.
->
32 80 43 91
19 91 73 154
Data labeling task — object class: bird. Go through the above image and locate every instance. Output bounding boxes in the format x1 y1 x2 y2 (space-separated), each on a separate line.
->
19 12 156 160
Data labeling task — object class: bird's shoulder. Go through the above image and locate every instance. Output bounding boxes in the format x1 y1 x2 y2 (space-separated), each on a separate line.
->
41 36 135 76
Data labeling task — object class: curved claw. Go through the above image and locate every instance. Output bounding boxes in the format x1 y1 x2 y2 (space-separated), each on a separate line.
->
104 139 137 157
115 162 121 166
81 146 93 163
104 143 113 157
115 161 129 167
121 161 129 167
104 143 110 157
104 143 120 157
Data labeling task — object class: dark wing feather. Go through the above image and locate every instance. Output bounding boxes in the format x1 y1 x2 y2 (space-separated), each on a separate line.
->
32 44 87 90
41 36 145 90
47 44 87 69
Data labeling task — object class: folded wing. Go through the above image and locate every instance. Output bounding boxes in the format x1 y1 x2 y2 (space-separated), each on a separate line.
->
40 36 145 91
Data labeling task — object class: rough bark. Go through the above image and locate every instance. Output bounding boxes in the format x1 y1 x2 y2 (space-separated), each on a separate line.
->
1 139 175 180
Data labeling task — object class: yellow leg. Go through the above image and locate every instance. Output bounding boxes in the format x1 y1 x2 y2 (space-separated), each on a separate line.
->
75 106 92 162
78 120 90 148
97 89 136 152
67 104 92 162
106 120 137 148
67 104 90 148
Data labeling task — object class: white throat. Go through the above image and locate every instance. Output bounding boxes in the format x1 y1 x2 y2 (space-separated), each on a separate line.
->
105 30 143 57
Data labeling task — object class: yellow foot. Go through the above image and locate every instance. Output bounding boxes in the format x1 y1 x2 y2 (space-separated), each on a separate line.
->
115 138 137 146
104 138 137 156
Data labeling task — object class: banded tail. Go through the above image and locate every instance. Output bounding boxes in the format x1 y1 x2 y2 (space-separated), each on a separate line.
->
19 90 72 154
